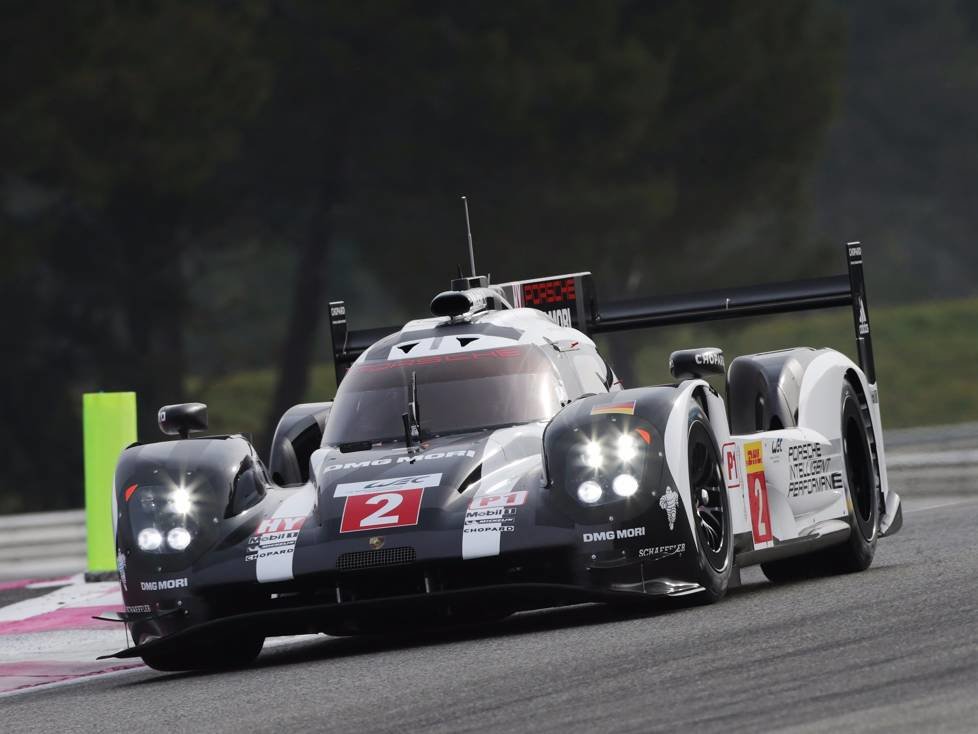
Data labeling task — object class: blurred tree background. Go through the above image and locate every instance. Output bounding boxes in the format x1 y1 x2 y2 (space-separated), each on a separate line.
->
1 0 976 512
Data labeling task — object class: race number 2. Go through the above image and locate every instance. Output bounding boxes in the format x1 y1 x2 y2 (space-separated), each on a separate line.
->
744 441 773 548
340 488 423 533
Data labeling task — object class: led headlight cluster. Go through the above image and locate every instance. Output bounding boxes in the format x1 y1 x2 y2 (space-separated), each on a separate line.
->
130 484 197 553
136 524 193 552
575 430 647 505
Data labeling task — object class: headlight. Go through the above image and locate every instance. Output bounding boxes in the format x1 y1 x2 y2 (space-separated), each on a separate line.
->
128 483 203 554
570 429 649 505
166 526 192 551
577 480 603 504
137 527 163 551
612 473 639 498
617 434 637 463
170 487 192 515
584 441 603 469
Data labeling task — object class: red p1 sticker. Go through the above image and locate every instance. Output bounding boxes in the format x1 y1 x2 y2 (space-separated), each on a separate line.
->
721 442 740 489
469 490 528 510
340 488 423 533
744 441 773 547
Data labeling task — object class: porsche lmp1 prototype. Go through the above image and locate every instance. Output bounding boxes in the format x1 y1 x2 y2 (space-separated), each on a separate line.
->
104 241 902 671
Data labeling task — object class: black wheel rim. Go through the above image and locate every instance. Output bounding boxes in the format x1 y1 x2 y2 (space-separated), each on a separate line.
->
843 403 875 540
688 422 727 572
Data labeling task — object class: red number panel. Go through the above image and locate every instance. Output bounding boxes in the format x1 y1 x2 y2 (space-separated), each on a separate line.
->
339 488 424 533
744 441 773 546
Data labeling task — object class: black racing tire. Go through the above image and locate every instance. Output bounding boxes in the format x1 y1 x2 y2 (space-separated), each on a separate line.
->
687 405 733 603
823 377 879 571
139 633 265 672
761 377 878 582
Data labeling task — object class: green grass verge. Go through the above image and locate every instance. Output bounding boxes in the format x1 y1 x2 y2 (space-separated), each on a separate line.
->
187 363 337 439
628 296 978 428
192 297 978 436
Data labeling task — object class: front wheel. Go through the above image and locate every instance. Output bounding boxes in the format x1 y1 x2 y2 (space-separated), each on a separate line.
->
687 406 733 603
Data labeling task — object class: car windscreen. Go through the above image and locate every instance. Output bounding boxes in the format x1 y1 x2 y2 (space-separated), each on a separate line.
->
322 345 562 446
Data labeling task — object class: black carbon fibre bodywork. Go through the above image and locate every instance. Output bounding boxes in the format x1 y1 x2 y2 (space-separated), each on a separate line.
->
109 388 704 656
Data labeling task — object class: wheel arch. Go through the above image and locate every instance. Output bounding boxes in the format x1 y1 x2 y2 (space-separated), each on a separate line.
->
268 402 333 485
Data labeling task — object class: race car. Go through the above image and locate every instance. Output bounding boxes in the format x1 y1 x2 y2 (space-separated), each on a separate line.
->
103 241 902 671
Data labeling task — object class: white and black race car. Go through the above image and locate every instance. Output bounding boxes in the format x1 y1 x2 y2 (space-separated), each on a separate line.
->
103 242 902 671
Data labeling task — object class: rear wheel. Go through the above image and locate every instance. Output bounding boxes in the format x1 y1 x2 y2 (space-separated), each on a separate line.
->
687 407 733 603
761 377 878 582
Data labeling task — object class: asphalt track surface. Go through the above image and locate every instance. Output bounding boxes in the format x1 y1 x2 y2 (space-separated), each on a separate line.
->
3 495 976 733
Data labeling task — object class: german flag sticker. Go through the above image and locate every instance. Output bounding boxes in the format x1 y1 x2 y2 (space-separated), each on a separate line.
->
590 400 636 416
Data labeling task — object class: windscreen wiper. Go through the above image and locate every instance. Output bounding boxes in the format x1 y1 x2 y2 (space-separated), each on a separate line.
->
401 370 423 453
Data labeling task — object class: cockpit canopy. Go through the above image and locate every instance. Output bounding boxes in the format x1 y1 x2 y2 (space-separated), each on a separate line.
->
322 344 563 447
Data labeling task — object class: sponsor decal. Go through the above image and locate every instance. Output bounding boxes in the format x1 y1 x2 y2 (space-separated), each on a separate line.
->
771 438 784 455
255 490 316 583
139 578 188 591
658 486 680 531
582 527 646 542
356 348 522 374
590 400 636 416
469 490 528 510
745 441 773 547
464 524 515 533
464 502 518 536
786 443 843 498
546 307 573 328
125 604 152 614
116 551 127 592
369 536 385 550
638 542 686 561
246 515 307 562
721 442 740 490
848 244 862 260
323 453 474 473
694 351 725 368
334 473 442 497
466 507 518 519
858 297 870 336
340 487 424 533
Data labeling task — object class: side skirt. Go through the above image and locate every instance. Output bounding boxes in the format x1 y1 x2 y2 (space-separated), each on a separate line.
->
734 520 850 567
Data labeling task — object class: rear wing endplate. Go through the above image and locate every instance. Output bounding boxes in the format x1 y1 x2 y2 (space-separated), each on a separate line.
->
329 242 875 385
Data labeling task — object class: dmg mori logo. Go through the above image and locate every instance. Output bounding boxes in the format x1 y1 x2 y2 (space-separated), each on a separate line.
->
582 527 646 542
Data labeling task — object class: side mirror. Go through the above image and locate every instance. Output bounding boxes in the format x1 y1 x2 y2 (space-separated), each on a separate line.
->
669 348 725 380
158 403 208 439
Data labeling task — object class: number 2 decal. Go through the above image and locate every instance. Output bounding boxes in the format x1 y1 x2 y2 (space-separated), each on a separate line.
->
752 479 768 537
340 488 424 533
359 493 404 527
744 441 774 547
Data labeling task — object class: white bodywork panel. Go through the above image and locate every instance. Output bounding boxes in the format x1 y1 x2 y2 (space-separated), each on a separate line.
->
662 349 897 561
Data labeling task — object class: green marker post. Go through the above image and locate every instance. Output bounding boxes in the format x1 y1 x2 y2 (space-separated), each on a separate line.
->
83 392 137 580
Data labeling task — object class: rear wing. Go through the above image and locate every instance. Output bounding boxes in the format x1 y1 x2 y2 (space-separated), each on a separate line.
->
328 241 875 385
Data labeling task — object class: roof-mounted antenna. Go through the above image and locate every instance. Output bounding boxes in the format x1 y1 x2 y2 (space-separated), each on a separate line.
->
462 195 476 277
